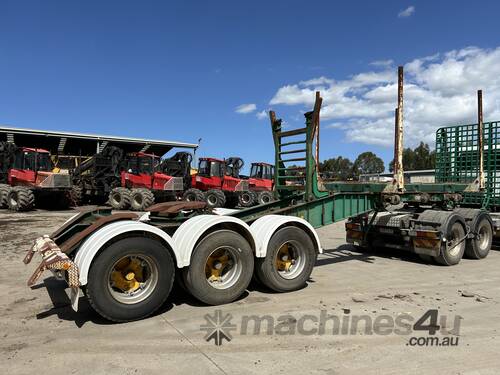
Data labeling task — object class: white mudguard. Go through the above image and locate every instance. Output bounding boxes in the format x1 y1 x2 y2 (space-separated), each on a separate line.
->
250 215 322 257
74 220 176 285
172 214 255 267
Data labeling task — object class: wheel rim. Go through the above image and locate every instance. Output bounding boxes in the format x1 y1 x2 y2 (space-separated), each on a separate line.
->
447 224 464 257
262 195 271 203
186 194 194 201
107 254 159 304
275 241 306 279
477 221 491 250
204 246 242 289
207 195 217 205
241 193 251 204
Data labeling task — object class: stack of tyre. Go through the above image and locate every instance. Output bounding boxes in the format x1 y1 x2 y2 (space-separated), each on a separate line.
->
182 188 274 209
108 187 155 211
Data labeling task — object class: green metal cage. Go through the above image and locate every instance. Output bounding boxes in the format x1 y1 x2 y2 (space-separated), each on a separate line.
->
435 121 500 210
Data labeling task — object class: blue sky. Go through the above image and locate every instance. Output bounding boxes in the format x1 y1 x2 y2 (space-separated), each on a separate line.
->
2 1 500 172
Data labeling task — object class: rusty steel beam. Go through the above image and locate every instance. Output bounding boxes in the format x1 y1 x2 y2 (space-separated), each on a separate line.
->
314 91 321 172
477 90 485 189
393 66 405 191
394 107 399 168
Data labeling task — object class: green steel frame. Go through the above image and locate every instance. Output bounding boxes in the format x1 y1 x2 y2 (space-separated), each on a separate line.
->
436 121 500 211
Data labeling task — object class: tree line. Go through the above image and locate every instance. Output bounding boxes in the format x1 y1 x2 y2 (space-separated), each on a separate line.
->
314 142 435 181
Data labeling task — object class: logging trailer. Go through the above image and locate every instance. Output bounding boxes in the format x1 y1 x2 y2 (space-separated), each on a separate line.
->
24 67 499 322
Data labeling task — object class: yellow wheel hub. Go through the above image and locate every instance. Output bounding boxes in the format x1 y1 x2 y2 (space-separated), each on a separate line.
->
111 257 145 293
276 244 293 272
205 250 230 282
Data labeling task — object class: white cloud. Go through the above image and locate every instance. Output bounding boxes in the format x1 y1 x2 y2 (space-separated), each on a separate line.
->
256 110 268 120
235 103 257 114
369 59 394 68
269 46 500 148
398 6 415 18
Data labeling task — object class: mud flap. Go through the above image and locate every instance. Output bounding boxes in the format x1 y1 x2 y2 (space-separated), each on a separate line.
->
70 287 80 311
25 235 81 311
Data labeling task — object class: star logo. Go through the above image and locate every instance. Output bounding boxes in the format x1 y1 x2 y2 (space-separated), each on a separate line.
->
200 309 237 346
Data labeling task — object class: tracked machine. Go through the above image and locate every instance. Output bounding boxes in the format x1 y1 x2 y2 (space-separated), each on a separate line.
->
0 142 72 211
24 66 498 323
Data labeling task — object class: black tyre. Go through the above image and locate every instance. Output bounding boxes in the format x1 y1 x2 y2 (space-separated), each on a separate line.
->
70 185 84 206
182 230 254 305
238 191 256 207
257 191 274 205
108 187 131 210
205 189 226 208
255 226 317 292
130 188 155 211
7 187 35 211
182 188 204 202
435 215 466 266
465 213 493 259
0 184 10 209
86 237 175 322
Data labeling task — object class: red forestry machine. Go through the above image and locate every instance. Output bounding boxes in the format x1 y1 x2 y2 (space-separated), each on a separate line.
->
0 142 72 211
72 146 192 210
182 157 274 208
244 162 274 205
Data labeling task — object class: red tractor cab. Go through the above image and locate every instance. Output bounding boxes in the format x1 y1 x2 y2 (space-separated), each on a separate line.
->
183 157 249 208
109 152 186 211
246 162 275 205
0 144 72 211
121 152 182 190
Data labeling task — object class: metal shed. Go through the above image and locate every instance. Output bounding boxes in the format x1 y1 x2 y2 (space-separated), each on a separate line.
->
0 125 198 157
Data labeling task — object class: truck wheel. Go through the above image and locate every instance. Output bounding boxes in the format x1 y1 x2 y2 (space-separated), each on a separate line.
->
435 217 466 266
257 191 274 205
205 189 226 208
70 185 84 206
108 187 131 210
238 191 256 207
130 188 155 211
465 213 493 259
86 237 175 322
8 187 35 211
255 226 316 292
182 230 254 305
182 188 204 202
0 184 11 208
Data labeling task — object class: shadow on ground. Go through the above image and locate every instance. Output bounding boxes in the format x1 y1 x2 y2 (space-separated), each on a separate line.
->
34 275 249 327
321 243 443 266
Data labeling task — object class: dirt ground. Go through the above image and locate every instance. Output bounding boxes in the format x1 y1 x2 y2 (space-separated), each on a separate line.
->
1 208 500 375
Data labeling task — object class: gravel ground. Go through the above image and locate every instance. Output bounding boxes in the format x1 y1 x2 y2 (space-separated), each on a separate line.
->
1 208 500 375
